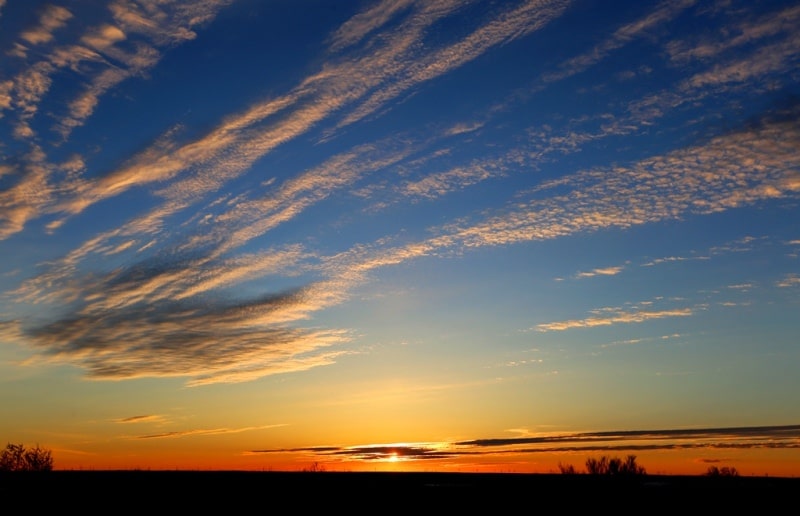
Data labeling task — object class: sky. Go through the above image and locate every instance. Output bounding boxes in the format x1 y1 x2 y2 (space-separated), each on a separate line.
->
0 0 799 476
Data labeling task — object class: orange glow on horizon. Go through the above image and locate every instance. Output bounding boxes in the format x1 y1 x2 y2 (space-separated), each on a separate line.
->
50 447 800 478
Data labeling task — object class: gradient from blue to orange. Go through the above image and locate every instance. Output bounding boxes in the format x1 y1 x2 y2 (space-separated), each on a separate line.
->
0 0 799 476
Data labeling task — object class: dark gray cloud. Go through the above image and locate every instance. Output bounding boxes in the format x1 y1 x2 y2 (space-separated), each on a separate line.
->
459 424 800 448
252 444 459 461
251 425 800 463
10 248 348 386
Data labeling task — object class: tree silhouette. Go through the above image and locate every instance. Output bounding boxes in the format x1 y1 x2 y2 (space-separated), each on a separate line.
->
705 465 739 477
0 443 54 472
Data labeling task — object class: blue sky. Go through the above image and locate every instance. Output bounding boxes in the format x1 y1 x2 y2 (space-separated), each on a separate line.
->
0 0 799 474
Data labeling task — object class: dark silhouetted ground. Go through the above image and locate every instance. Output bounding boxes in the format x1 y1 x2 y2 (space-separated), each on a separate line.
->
2 471 796 511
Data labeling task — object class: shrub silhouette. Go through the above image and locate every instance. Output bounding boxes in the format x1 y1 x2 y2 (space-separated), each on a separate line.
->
705 465 739 477
559 455 646 476
585 455 646 476
557 462 578 474
0 443 54 472
303 461 326 472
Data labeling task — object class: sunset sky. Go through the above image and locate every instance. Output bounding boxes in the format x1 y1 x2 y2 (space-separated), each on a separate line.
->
1 0 799 476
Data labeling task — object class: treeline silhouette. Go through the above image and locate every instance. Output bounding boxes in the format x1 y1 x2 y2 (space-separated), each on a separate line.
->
558 454 741 477
558 455 647 476
0 443 53 472
704 465 740 477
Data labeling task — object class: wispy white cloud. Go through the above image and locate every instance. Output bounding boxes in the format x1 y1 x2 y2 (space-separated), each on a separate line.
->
134 424 286 440
12 62 54 120
0 146 56 240
527 2 800 160
535 308 692 332
6 0 715 250
708 236 762 255
19 5 73 47
445 121 485 136
401 162 500 199
0 0 233 142
335 0 571 130
622 27 800 134
683 32 800 91
80 23 126 51
542 0 698 84
718 301 750 307
324 106 800 304
208 141 416 257
575 265 625 279
114 415 166 424
102 240 137 256
0 80 12 110
11 0 574 274
776 274 800 288
600 334 683 349
666 4 800 64
327 0 415 52
641 255 709 267
55 0 234 138
55 43 162 138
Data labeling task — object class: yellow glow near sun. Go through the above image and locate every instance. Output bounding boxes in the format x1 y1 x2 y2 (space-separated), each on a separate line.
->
389 453 399 463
